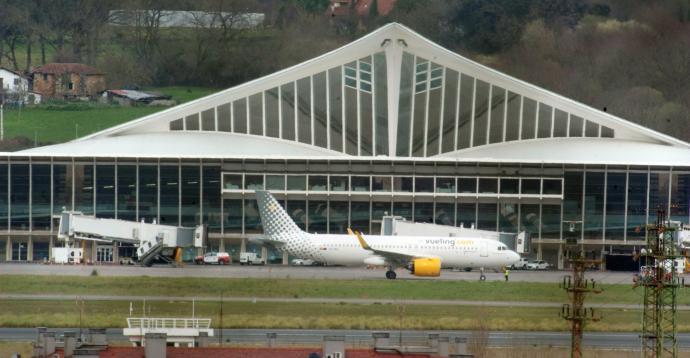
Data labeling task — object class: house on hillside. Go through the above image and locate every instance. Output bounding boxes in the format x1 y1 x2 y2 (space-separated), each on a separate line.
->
101 89 175 106
31 63 106 100
327 0 397 17
0 67 41 105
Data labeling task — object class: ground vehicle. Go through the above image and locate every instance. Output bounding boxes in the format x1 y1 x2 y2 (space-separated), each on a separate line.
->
239 252 264 265
526 260 550 270
119 257 135 265
291 258 316 266
195 252 230 265
510 258 529 270
52 247 83 264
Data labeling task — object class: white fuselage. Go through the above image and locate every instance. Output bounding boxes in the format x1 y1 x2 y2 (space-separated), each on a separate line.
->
296 233 519 269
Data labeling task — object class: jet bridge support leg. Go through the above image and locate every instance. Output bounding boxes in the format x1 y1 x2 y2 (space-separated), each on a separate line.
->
48 237 54 262
112 242 119 264
27 237 33 262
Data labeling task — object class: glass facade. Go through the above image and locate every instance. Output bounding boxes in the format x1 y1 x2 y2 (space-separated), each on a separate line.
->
0 159 684 262
168 50 614 158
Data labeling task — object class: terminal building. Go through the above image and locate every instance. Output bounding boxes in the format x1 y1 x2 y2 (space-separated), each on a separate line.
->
1 23 688 268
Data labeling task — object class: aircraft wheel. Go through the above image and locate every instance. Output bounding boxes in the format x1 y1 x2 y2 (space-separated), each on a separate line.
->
479 274 486 281
385 270 397 280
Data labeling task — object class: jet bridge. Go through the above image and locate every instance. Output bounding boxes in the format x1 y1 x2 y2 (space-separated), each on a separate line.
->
57 211 205 266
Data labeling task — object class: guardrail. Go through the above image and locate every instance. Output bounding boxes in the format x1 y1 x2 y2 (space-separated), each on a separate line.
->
126 318 211 330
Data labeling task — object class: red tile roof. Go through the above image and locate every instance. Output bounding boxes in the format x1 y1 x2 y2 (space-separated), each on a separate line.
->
100 347 440 358
32 63 103 75
355 0 397 16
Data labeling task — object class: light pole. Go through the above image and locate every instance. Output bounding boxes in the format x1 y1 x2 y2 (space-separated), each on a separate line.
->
0 102 4 141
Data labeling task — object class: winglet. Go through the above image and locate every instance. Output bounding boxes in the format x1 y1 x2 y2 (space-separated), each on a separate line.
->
349 228 372 250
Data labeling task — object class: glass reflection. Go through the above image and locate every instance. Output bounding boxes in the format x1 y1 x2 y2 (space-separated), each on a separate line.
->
181 166 200 226
329 201 349 234
249 93 263 135
32 164 51 230
265 88 280 138
159 165 179 226
117 165 137 221
297 77 311 145
233 98 247 134
397 53 414 156
96 165 115 218
627 172 647 239
138 165 158 222
584 172 604 240
441 69 458 153
473 80 489 146
435 202 455 226
489 86 505 144
281 82 296 141
313 72 328 148
223 199 242 233
537 103 552 138
329 67 343 152
457 74 474 149
671 173 690 223
505 92 520 141
202 166 221 232
605 172 626 240
521 98 537 140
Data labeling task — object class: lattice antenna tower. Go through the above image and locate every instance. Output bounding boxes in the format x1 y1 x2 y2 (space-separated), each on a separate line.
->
560 220 602 358
639 210 684 358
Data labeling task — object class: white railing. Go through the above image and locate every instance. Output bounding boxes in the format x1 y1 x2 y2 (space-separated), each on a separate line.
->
127 317 212 330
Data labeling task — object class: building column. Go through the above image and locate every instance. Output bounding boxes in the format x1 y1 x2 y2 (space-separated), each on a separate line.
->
240 238 247 254
6 238 11 261
261 246 268 263
27 237 34 262
557 244 564 270
537 241 542 260
112 242 119 263
49 236 54 262
218 238 225 252
282 251 288 266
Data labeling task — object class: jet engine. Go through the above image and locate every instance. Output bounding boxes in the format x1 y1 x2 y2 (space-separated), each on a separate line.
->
363 255 386 266
410 258 442 277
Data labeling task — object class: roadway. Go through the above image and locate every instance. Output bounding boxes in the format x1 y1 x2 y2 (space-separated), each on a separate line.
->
0 327 685 349
0 263 640 284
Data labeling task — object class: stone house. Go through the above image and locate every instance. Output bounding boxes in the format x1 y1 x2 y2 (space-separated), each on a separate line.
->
31 63 105 100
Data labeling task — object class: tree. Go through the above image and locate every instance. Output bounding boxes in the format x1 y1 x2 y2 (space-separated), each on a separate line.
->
449 0 531 53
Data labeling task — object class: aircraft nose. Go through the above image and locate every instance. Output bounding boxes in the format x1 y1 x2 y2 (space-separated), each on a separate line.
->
510 251 520 263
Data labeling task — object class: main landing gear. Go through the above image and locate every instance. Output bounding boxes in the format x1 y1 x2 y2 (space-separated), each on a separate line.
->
385 267 397 280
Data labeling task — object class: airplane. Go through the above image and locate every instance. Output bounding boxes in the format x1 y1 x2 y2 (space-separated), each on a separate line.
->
255 190 521 280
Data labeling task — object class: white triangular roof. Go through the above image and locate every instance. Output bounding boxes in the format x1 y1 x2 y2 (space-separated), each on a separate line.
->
26 23 689 161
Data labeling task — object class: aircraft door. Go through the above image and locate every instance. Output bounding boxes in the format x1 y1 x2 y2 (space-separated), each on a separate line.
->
480 241 488 257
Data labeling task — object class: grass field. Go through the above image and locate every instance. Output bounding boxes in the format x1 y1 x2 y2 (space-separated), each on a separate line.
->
0 342 32 358
0 275 664 304
0 299 661 332
2 86 218 145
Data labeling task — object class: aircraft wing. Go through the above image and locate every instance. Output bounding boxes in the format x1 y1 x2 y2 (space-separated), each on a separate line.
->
348 229 437 266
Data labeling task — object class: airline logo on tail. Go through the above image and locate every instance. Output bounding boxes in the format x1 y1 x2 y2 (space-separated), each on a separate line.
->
255 190 318 259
